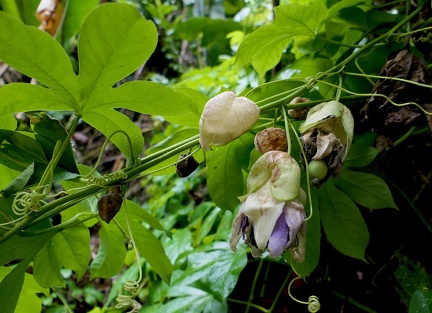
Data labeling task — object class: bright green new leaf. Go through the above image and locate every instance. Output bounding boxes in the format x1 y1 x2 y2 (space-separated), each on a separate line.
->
33 241 64 288
0 0 39 25
319 180 369 261
1 162 34 197
336 170 397 209
207 133 255 211
90 220 126 279
52 223 90 280
0 267 48 313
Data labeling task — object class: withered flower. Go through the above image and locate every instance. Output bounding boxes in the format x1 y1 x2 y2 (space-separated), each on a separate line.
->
230 151 306 260
199 91 260 151
299 100 354 186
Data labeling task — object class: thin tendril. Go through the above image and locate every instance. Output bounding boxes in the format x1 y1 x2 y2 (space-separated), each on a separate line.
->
287 276 321 312
343 71 432 90
115 199 143 313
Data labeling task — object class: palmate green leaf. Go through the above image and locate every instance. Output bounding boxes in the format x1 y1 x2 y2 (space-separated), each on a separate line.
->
0 11 79 96
90 220 126 280
336 170 397 209
33 240 64 288
0 267 49 313
319 180 369 261
52 223 90 281
77 3 157 99
61 0 100 50
207 133 255 211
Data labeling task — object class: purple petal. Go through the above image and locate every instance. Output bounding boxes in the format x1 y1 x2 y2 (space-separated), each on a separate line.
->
267 213 290 257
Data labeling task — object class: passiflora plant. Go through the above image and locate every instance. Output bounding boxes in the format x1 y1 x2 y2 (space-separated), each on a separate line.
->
0 1 431 312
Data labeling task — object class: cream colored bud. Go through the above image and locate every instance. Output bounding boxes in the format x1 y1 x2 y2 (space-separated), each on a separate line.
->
199 91 260 151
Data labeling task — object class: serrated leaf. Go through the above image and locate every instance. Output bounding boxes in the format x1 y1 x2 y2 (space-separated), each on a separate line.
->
33 240 64 288
77 3 158 100
207 133 255 211
0 11 79 95
319 180 369 261
52 223 90 280
336 170 397 209
90 221 126 279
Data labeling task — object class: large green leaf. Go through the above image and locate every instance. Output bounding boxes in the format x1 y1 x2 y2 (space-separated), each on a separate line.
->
52 223 90 280
207 133 255 211
0 232 55 313
0 267 49 313
77 3 157 99
90 220 126 279
319 180 369 261
115 203 173 284
410 289 432 313
0 84 73 118
33 240 64 288
0 11 79 95
336 170 397 209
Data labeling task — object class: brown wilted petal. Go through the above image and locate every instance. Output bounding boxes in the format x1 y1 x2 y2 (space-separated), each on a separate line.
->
254 127 288 154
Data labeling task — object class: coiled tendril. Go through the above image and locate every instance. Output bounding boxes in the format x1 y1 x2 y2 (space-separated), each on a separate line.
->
115 279 140 313
288 276 321 312
87 171 128 186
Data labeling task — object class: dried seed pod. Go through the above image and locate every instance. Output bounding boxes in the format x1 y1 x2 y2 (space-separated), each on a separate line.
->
287 97 311 119
254 127 288 154
98 186 123 223
176 153 199 177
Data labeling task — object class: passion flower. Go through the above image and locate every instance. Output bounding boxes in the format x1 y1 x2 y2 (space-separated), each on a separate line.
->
299 100 354 186
199 91 260 151
230 151 307 260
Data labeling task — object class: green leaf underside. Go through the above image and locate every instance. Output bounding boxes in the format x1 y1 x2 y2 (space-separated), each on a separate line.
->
336 170 397 209
0 232 55 313
52 223 90 281
319 180 369 261
90 220 126 279
115 203 173 284
207 133 255 211
33 241 64 288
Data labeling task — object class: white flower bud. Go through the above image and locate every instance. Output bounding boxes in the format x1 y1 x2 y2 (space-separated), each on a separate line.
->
199 91 260 151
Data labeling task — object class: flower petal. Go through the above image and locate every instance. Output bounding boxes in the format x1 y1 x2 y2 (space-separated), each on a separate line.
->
242 183 285 251
268 213 290 257
230 205 245 252
283 200 306 247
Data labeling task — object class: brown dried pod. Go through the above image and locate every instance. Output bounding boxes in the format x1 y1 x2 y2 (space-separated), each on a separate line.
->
176 153 199 177
287 97 311 119
254 127 288 154
98 186 123 223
